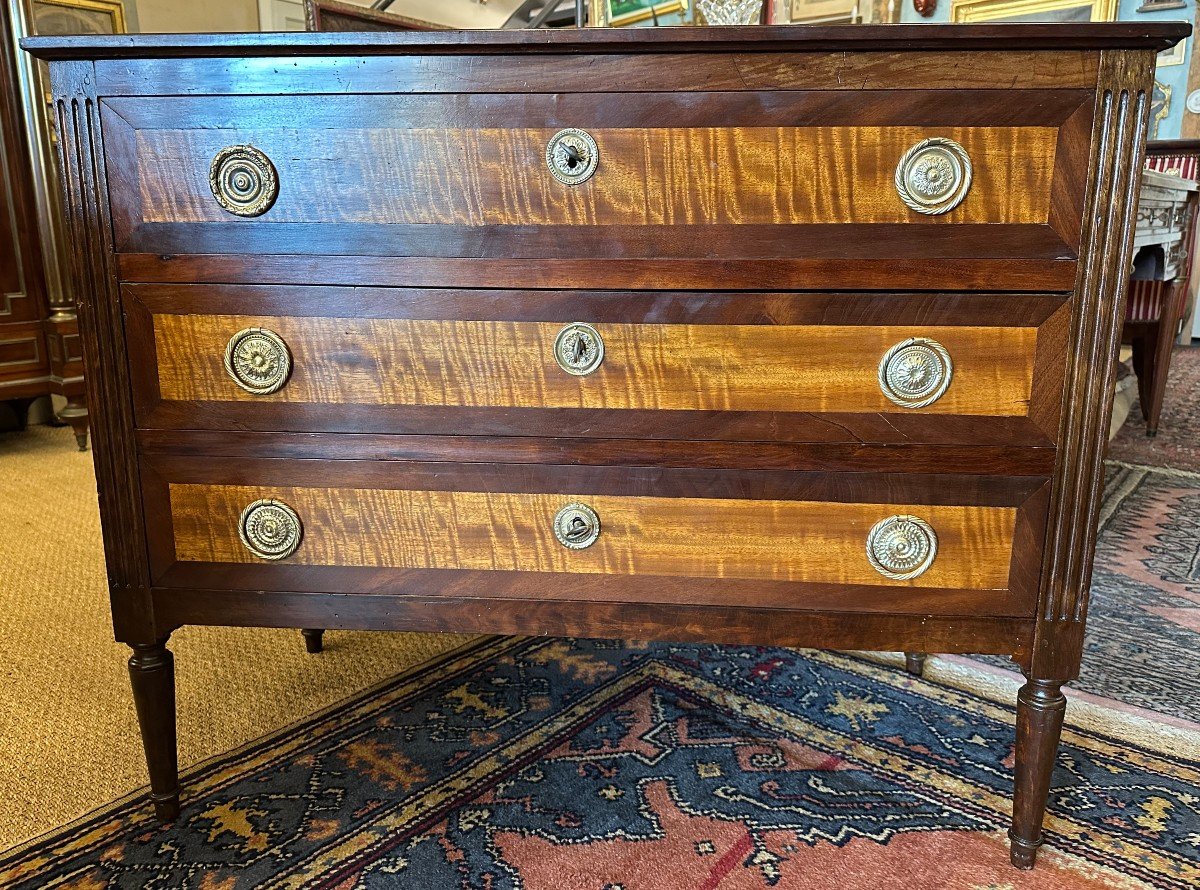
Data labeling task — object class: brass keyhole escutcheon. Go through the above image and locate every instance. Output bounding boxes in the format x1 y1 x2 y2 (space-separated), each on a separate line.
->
553 323 604 377
553 503 601 550
546 128 598 186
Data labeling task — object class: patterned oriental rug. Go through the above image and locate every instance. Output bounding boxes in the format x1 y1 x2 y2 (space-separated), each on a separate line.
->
970 462 1200 724
2 637 1197 889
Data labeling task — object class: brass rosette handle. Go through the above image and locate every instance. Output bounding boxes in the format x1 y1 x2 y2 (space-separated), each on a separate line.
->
878 337 953 409
895 137 972 215
239 499 303 561
209 145 279 217
553 323 604 376
224 327 292 395
553 503 601 550
866 515 938 581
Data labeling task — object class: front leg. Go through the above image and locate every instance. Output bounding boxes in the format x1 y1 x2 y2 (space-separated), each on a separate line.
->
1009 678 1066 868
128 638 180 821
903 652 927 677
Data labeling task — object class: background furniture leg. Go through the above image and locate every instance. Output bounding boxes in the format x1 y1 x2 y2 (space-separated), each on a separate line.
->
904 652 927 677
127 638 180 821
302 628 325 654
58 395 89 450
6 397 35 430
1009 678 1067 869
1128 328 1154 424
1144 282 1185 437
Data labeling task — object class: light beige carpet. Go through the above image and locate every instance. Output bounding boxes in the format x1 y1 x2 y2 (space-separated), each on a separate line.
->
0 424 471 849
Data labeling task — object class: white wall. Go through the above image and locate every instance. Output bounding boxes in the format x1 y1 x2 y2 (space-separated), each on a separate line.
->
132 0 260 32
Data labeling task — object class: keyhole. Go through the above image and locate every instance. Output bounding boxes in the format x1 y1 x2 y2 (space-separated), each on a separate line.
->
563 144 582 170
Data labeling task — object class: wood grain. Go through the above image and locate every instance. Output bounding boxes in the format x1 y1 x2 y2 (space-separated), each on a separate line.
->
149 588 1036 657
151 315 1038 417
1028 49 1157 680
117 252 1081 292
134 429 1060 476
91 50 1103 96
126 123 1057 229
168 483 1017 591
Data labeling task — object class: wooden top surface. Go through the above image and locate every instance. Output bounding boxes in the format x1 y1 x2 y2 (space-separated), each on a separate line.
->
22 23 1191 60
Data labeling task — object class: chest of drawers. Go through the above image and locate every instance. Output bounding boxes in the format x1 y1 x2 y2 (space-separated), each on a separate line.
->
25 23 1189 870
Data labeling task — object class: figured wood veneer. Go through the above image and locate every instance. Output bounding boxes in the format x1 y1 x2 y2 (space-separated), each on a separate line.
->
124 124 1055 228
151 315 1038 417
168 483 1017 591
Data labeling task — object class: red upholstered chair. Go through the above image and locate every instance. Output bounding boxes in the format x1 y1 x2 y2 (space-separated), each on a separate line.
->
1122 141 1200 436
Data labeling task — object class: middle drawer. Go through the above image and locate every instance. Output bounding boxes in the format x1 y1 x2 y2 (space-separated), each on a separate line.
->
126 284 1069 446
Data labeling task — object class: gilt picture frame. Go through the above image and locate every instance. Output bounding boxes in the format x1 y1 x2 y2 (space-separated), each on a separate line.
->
788 0 861 23
591 0 690 26
29 0 126 35
949 0 1116 23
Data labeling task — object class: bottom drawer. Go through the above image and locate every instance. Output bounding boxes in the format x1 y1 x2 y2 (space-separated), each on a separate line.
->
142 456 1047 618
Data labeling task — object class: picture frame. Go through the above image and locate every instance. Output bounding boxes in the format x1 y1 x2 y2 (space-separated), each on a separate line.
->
949 0 1117 23
1151 80 1171 139
789 0 861 23
591 0 690 27
1157 37 1187 68
29 0 126 35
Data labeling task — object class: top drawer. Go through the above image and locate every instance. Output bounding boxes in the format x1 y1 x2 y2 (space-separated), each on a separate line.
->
101 88 1094 290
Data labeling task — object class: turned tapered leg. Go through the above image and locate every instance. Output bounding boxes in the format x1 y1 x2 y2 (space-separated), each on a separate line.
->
302 629 325 654
1009 679 1066 869
128 639 180 821
904 652 927 677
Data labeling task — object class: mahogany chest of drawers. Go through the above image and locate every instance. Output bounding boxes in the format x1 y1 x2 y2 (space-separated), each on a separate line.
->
24 23 1189 870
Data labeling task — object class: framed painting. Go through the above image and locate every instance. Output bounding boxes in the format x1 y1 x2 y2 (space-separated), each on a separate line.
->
29 0 126 35
949 0 1117 23
591 0 690 26
788 0 861 22
1156 36 1187 68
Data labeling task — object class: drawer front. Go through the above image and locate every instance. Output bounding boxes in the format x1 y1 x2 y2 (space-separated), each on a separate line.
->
127 285 1069 446
142 456 1048 618
103 89 1093 289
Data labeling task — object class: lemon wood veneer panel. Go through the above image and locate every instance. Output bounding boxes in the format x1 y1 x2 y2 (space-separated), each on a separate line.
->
152 316 1039 417
132 125 1058 227
169 484 1017 590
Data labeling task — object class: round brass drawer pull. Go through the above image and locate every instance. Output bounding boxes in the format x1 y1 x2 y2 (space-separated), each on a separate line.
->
239 499 303 561
895 137 972 216
546 128 598 186
553 503 601 550
878 337 952 409
209 145 278 217
553 322 604 376
866 515 937 581
224 327 292 395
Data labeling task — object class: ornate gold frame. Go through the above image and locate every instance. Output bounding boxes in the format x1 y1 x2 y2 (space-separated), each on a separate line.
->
590 0 689 27
950 0 1116 23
